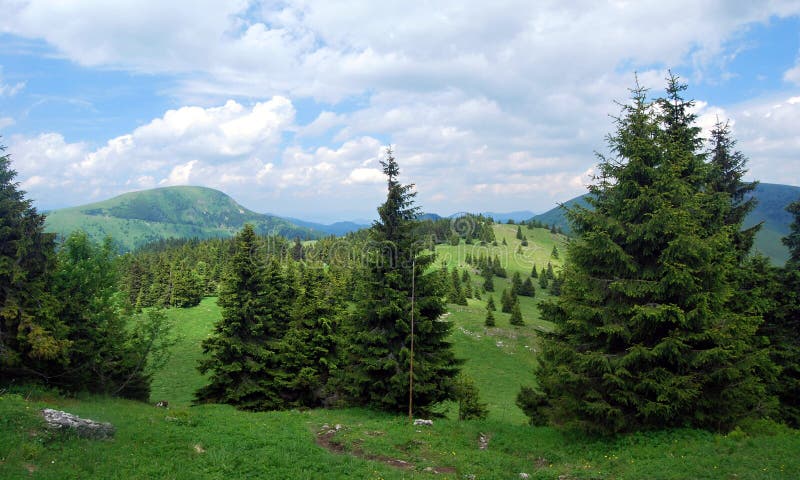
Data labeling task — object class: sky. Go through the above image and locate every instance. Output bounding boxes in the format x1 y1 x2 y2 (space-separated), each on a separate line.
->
1 1 800 223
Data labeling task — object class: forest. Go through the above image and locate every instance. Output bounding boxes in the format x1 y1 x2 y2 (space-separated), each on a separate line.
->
2 76 800 478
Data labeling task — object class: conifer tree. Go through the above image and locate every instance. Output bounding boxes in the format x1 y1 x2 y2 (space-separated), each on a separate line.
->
511 271 523 295
197 225 293 410
509 300 524 326
485 308 495 327
277 266 342 408
0 150 66 377
538 272 549 290
525 77 770 433
482 271 494 292
519 277 535 297
708 121 759 257
551 245 559 259
516 225 523 240
763 198 800 425
501 288 512 313
345 149 459 414
486 295 496 311
531 264 538 278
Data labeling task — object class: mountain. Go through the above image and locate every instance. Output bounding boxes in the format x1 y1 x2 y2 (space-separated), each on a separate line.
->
530 183 800 265
44 186 318 251
481 210 537 223
284 217 368 236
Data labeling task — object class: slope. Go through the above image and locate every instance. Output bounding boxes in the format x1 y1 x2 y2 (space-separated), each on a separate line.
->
44 186 318 251
531 182 800 265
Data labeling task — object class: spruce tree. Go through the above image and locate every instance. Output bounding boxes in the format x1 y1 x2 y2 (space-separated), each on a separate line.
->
197 225 293 410
486 295 496 311
531 264 538 278
501 288 513 313
277 266 342 408
763 198 800 425
708 121 759 257
485 308 496 327
0 150 66 377
526 77 769 433
345 149 459 414
516 225 523 240
509 300 524 326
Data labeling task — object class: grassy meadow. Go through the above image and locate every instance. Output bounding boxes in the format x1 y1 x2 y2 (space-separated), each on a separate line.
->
2 224 799 479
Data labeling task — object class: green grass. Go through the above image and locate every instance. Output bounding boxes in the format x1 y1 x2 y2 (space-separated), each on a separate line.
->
3 224 799 478
44 185 315 251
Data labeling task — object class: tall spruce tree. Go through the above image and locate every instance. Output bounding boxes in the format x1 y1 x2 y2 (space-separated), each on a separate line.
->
708 120 759 257
345 148 459 414
197 225 293 410
524 78 770 433
0 150 66 378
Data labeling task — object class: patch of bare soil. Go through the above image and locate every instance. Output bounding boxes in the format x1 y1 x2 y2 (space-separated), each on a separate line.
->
315 424 455 475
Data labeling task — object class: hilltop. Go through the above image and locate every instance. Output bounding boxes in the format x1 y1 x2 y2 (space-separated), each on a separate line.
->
530 182 800 265
44 186 319 251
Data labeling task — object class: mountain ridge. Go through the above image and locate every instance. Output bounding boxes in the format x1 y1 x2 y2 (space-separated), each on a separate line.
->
530 182 800 265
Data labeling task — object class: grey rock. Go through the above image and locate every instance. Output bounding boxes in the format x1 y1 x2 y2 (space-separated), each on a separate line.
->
41 409 115 439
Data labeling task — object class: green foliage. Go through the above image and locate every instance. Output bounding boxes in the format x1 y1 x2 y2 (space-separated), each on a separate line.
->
345 150 459 414
196 225 294 410
0 151 66 375
51 232 158 399
509 300 524 326
276 265 344 408
486 295 496 311
530 76 771 434
44 186 318 252
453 373 489 420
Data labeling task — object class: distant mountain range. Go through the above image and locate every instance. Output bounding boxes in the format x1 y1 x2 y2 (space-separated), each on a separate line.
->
44 186 326 251
44 183 799 261
529 182 800 265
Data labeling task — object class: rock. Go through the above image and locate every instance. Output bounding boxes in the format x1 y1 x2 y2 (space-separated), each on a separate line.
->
478 432 490 450
413 419 433 426
154 400 169 408
41 409 115 439
519 473 530 479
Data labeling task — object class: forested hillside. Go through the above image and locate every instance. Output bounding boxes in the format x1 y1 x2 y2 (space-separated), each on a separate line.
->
44 186 319 251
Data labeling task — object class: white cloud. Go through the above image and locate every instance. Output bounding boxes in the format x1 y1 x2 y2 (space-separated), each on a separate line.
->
344 168 384 185
0 117 14 129
4 2 800 219
784 62 800 85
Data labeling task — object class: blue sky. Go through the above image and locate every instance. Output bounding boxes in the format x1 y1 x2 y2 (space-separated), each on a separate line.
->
1 1 799 222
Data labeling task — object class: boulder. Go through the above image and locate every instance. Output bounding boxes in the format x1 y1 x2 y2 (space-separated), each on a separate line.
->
41 409 115 439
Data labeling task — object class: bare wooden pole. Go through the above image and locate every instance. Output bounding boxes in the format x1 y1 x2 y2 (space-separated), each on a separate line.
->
408 256 416 423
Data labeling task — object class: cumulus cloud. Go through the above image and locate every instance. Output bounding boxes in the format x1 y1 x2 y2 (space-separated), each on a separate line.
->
4 2 800 218
784 62 800 85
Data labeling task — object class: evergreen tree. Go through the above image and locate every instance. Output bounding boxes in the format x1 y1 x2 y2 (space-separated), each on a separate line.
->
0 150 66 377
763 198 800 425
531 264 538 278
519 277 535 297
784 199 800 266
509 300 524 326
345 149 459 414
484 308 496 327
551 245 559 259
291 236 305 261
482 271 495 292
277 266 342 408
487 295 496 311
52 233 155 399
511 271 523 295
525 77 770 433
453 373 489 420
501 288 513 313
708 121 759 257
538 272 549 290
516 225 523 240
197 225 293 410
